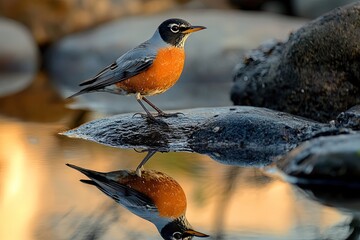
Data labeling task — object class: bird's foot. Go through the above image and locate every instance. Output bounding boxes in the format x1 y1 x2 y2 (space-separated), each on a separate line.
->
132 112 169 126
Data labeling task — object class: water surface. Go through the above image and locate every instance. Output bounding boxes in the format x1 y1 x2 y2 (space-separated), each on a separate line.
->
0 119 353 240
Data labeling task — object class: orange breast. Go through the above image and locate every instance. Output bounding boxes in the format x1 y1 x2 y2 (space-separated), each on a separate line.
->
118 170 187 218
116 47 185 96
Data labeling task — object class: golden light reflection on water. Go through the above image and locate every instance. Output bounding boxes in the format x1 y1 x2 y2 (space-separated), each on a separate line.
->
0 123 42 240
0 119 348 240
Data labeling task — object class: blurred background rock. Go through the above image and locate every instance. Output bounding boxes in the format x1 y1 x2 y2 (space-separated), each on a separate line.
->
0 0 358 119
0 18 38 97
0 0 178 45
228 0 358 17
1 0 357 45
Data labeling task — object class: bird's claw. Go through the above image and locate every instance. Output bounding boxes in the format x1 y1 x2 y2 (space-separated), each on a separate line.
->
134 148 147 153
132 112 148 118
132 112 169 126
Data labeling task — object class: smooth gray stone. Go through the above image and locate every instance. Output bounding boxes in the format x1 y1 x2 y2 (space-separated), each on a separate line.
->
62 106 325 167
46 10 305 113
0 18 38 96
276 134 360 184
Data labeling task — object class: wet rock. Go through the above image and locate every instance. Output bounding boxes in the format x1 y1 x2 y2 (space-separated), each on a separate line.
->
46 10 305 113
62 106 325 167
275 134 360 185
336 105 360 130
231 2 360 122
0 0 178 44
0 18 38 97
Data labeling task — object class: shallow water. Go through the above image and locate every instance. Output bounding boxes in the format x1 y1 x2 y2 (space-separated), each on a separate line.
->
0 117 356 240
0 75 357 240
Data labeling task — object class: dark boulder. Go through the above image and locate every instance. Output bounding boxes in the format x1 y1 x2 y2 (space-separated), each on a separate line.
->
231 2 360 122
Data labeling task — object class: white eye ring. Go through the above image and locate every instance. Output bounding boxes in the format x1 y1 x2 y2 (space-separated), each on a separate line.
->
170 24 180 33
172 231 182 239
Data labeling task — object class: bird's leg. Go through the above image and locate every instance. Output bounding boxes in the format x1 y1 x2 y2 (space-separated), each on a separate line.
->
136 150 157 177
135 93 157 121
136 98 156 120
134 94 169 125
142 96 184 118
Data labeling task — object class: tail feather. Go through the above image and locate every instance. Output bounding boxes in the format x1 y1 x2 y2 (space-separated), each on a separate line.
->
66 163 106 181
67 163 156 209
67 89 90 99
80 179 97 186
66 163 90 173
79 78 97 86
67 91 82 99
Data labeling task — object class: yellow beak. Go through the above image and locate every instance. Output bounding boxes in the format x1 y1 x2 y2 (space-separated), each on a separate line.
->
183 25 206 34
183 229 209 238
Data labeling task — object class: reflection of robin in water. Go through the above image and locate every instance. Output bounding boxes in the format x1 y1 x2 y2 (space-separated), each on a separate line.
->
67 164 209 240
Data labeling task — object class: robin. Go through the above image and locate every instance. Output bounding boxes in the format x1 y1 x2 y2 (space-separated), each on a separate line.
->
68 18 206 123
66 163 209 240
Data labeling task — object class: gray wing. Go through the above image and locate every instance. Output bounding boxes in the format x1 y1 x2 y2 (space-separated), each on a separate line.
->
69 42 156 97
67 163 158 212
84 179 158 212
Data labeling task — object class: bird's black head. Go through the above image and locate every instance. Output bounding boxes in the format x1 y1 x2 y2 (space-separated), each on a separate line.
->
157 18 206 47
160 216 209 240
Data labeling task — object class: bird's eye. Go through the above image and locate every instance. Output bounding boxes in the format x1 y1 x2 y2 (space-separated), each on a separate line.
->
170 24 180 33
172 232 182 239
